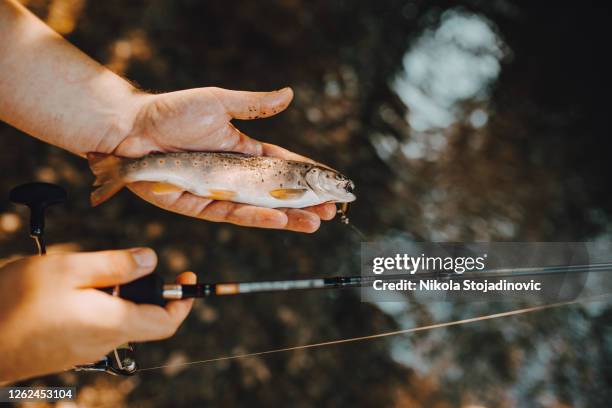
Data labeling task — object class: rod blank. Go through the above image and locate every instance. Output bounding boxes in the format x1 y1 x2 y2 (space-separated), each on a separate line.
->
162 262 612 300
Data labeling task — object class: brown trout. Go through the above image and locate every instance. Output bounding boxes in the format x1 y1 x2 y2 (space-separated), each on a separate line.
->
87 152 356 208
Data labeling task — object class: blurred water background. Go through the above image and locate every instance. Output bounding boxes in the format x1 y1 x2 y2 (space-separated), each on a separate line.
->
1 0 612 406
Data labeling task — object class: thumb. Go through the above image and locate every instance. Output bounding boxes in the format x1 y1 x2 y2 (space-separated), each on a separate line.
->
66 248 158 288
211 87 293 120
164 271 197 326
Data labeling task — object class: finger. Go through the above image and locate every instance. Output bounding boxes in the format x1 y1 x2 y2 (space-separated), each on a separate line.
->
128 182 212 220
220 123 263 155
176 271 197 285
66 248 157 288
130 183 326 232
164 271 197 328
121 302 178 342
128 185 290 229
121 272 196 342
262 143 337 171
278 208 321 233
211 87 293 120
303 203 337 221
199 201 289 229
262 142 315 163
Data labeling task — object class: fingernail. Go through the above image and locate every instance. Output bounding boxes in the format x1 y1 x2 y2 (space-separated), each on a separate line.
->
131 248 157 268
277 86 291 92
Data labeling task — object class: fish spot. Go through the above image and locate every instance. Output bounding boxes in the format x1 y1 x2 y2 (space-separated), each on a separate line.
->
141 161 148 167
175 160 182 166
158 159 165 165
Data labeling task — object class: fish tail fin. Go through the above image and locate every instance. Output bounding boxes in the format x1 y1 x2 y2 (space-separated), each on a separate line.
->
87 152 126 207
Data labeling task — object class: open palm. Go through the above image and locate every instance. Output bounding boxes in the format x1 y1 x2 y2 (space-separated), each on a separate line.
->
113 87 336 232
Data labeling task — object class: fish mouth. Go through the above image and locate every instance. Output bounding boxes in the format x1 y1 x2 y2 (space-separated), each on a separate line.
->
335 189 356 203
333 180 355 202
343 192 357 202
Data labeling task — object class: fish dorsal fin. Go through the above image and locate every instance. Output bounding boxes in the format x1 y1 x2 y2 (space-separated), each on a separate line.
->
270 188 308 200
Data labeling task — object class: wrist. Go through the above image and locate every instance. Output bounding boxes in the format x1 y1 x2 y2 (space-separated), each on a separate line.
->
93 87 152 156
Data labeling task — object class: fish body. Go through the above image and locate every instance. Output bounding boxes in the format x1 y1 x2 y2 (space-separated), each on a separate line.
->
87 152 356 208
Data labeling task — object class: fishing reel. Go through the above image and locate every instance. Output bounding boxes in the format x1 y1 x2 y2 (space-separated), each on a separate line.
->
9 182 164 376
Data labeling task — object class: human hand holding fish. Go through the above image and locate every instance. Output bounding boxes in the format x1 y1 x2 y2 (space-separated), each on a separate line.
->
0 1 352 232
91 87 354 233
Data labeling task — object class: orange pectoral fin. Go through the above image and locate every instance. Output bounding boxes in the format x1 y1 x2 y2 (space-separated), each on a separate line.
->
206 189 237 201
150 182 184 195
269 188 308 200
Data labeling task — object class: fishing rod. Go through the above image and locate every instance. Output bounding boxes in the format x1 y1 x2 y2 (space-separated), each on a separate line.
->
8 182 612 376
121 262 612 304
97 260 610 376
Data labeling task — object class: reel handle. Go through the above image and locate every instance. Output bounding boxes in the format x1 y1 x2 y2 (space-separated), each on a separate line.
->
9 182 67 254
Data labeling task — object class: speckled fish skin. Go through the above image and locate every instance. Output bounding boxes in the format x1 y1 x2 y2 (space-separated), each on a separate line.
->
87 152 356 208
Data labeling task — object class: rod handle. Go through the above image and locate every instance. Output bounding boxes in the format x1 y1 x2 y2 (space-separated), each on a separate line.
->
102 274 166 306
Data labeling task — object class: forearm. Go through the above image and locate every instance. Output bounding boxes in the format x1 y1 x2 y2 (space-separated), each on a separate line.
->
0 0 141 156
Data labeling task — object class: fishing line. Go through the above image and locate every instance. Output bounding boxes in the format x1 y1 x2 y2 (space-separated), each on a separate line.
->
137 293 612 373
347 222 367 240
337 202 369 240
